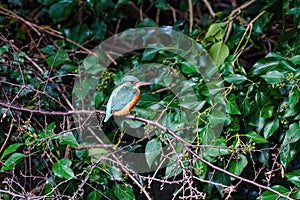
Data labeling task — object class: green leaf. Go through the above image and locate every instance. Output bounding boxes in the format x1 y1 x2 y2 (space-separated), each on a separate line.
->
181 61 200 74
261 105 274 118
290 55 300 66
113 185 135 200
48 0 74 22
287 7 300 15
224 74 247 84
64 23 91 45
59 132 79 147
229 154 248 180
47 122 56 131
94 91 105 108
285 169 300 187
246 131 268 143
154 0 168 10
89 148 108 162
209 109 227 127
283 123 300 144
288 89 299 108
165 156 183 177
226 94 241 115
205 22 227 39
52 158 74 179
1 143 23 160
87 191 102 200
1 153 24 172
46 49 70 67
91 21 107 41
261 70 285 84
263 118 279 139
261 185 290 200
110 166 123 181
209 41 229 66
240 97 250 116
250 58 280 76
145 139 162 168
280 142 300 169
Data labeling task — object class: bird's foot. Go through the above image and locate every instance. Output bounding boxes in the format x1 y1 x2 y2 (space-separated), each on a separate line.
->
132 112 138 119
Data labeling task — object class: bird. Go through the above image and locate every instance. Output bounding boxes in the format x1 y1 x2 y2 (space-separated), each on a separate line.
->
104 75 151 122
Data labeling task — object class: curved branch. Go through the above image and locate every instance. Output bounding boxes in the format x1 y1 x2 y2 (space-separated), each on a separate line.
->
0 100 294 199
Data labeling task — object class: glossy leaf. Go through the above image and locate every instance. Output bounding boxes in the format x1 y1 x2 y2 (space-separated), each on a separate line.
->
113 185 135 200
145 139 162 168
282 123 300 144
59 132 79 147
205 22 227 39
209 41 229 66
87 191 102 200
229 154 248 180
0 153 24 172
261 70 285 84
285 169 300 187
224 74 247 84
226 94 241 115
261 105 274 118
246 131 268 143
0 143 23 160
261 185 290 200
52 158 74 179
165 156 183 177
280 140 300 169
263 118 279 139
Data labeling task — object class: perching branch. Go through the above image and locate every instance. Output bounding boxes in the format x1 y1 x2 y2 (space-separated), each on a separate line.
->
0 100 294 199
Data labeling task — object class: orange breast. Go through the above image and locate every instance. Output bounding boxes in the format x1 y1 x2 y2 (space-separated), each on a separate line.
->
112 88 140 116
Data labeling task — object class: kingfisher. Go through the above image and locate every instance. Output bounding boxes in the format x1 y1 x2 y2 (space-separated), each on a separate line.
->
104 75 151 122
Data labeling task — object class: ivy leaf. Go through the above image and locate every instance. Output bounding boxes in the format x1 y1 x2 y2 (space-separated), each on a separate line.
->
165 155 183 177
240 97 250 116
246 131 268 143
181 61 200 74
285 169 300 187
145 139 162 168
113 185 135 200
282 123 300 144
261 185 290 200
229 154 248 181
59 132 79 147
261 70 285 84
288 89 299 108
224 74 247 84
52 158 74 179
280 143 300 169
154 0 168 10
205 22 227 39
226 94 241 115
46 49 70 67
209 41 229 66
261 105 274 118
263 117 279 139
0 153 24 172
87 191 102 200
0 143 23 160
250 57 280 76
48 0 74 22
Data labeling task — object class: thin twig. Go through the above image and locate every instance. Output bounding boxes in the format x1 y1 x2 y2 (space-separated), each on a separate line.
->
202 0 215 18
188 0 193 33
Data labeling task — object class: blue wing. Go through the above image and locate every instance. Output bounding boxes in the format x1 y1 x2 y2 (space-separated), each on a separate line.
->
104 85 137 122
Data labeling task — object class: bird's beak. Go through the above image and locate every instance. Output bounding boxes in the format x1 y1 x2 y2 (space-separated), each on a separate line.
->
135 81 152 87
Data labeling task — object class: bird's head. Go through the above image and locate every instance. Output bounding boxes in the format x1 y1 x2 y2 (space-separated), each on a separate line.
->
121 75 151 88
